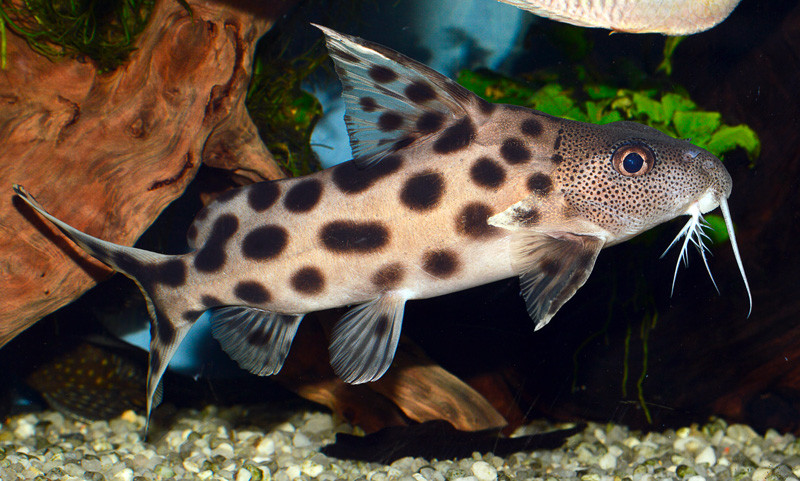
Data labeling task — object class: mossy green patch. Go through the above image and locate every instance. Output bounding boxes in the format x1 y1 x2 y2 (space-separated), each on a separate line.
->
246 42 326 177
0 0 155 72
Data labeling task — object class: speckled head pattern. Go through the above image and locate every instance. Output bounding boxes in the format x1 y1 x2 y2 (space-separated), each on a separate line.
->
12 25 741 432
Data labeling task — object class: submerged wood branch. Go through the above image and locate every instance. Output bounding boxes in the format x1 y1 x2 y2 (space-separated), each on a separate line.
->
0 0 290 346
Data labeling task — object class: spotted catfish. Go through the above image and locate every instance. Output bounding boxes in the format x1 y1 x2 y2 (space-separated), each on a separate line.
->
12 25 750 427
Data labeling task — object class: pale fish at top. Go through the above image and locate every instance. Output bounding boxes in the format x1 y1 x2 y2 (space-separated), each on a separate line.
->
13 25 750 428
496 0 743 35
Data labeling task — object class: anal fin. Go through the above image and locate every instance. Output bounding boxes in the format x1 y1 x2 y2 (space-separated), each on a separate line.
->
209 306 304 376
511 232 604 330
329 294 408 384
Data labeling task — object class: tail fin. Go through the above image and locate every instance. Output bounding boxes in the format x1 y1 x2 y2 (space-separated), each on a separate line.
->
13 184 196 432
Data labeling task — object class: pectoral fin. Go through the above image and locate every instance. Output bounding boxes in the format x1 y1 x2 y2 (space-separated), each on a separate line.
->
510 231 604 330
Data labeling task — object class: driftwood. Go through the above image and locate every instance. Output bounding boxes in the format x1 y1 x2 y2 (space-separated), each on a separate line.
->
0 0 287 347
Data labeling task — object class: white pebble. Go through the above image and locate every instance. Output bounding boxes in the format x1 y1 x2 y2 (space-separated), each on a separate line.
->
695 446 716 466
113 468 134 481
471 461 497 481
293 432 312 448
183 459 200 473
686 476 706 481
236 468 253 481
598 452 617 470
303 413 335 434
214 442 235 458
285 465 302 479
752 468 772 481
301 459 325 477
13 421 35 439
257 437 276 456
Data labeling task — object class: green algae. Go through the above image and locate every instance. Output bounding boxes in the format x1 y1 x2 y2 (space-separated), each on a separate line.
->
0 0 155 72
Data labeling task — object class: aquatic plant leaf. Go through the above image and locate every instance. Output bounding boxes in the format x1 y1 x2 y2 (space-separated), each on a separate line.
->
530 84 576 117
632 92 666 123
660 93 696 122
657 36 686 76
673 110 722 139
584 85 617 100
703 214 730 244
707 124 761 160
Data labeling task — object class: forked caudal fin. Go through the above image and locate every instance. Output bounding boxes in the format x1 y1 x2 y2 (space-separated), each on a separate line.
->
662 196 752 316
13 184 195 433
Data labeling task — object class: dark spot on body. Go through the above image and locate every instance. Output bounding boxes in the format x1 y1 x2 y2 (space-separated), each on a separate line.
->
422 249 460 278
284 179 323 213
201 295 223 308
112 251 143 277
291 267 325 295
182 310 205 322
371 263 405 290
215 188 239 203
242 225 289 260
400 170 445 211
554 134 562 150
512 207 540 227
332 156 403 194
500 138 531 164
405 81 437 103
432 117 474 154
194 215 239 272
155 259 187 287
247 182 280 212
470 157 506 189
360 97 379 112
234 281 271 304
521 118 543 137
527 173 553 196
186 224 198 243
456 203 499 239
551 153 564 164
392 136 415 151
369 65 398 83
416 111 445 133
156 318 176 346
478 99 496 115
320 220 390 253
378 111 403 131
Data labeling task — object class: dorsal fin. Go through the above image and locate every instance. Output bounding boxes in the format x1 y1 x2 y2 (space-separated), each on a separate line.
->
315 24 495 168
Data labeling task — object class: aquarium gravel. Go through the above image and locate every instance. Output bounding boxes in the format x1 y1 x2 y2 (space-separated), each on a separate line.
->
1 405 799 481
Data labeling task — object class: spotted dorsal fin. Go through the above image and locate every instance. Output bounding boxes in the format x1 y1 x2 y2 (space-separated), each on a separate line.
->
315 24 494 168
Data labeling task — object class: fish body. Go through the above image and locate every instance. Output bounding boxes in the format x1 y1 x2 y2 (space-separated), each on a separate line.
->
497 0 742 35
13 26 744 427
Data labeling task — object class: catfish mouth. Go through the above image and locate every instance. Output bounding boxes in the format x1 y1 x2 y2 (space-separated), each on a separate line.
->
663 189 752 316
696 188 724 215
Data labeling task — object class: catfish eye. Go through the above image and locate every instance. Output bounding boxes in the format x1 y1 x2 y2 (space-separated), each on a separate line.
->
612 143 655 177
